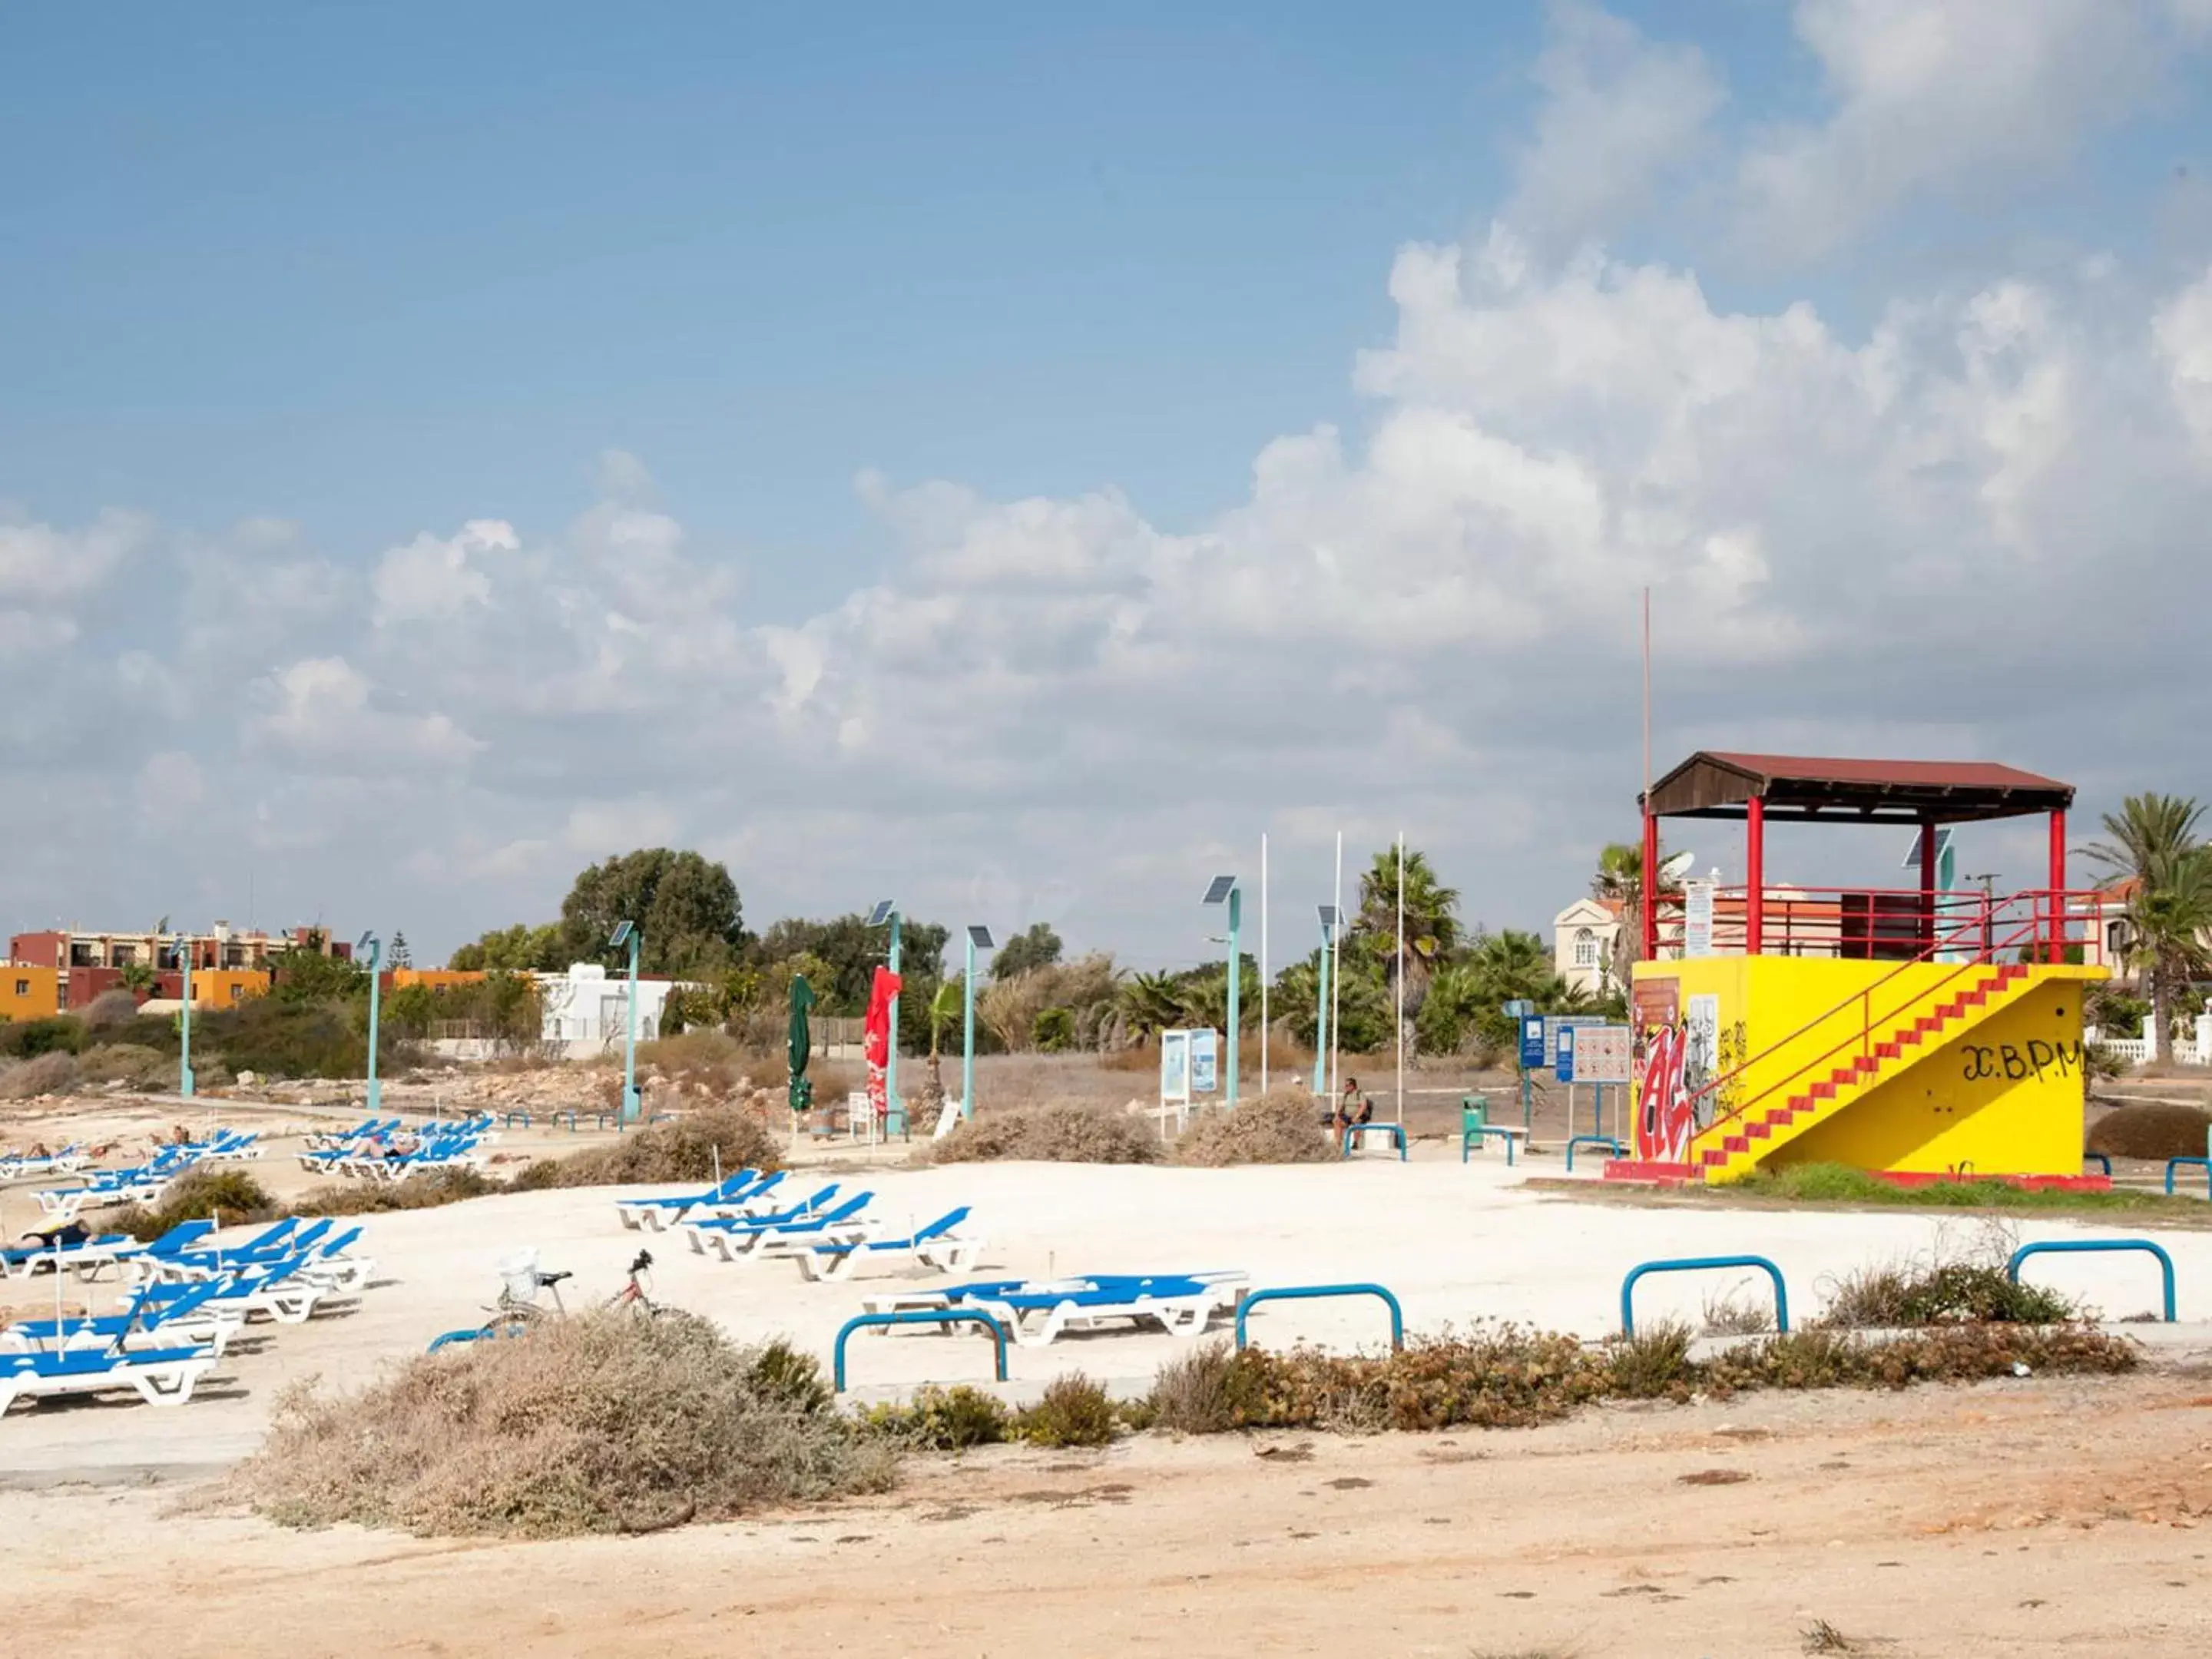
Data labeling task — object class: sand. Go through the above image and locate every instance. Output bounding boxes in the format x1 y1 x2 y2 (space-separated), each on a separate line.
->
7 1108 2212 1653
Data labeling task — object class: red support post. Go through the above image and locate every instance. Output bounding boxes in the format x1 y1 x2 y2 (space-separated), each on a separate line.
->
1641 807 1659 963
1919 818 1939 955
2048 809 2068 963
1745 795 1765 956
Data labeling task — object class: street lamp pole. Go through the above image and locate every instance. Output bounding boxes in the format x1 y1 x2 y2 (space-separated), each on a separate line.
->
176 933 195 1100
1203 876 1241 1107
962 925 994 1120
1311 907 1336 1094
887 909 903 1111
356 932 383 1114
611 921 641 1127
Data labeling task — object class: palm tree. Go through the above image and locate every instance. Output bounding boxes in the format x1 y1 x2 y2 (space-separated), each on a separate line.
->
1356 846 1462 1054
1591 840 1682 987
1116 970 1185 1043
2085 793 2211 1063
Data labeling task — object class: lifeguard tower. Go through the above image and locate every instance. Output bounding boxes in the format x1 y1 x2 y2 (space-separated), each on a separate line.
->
1617 752 2106 1186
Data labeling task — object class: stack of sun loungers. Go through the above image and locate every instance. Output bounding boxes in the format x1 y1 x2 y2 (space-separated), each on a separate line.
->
610 1172 984 1283
861 1270 1250 1347
0 1215 379 1415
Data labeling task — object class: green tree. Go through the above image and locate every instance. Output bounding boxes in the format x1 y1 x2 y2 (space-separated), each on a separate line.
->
449 922 566 972
1031 1006 1077 1051
270 939 366 1005
388 931 413 969
383 982 436 1038
559 849 746 975
2086 794 2212 1064
992 922 1064 982
118 961 157 995
746 913 949 1015
1353 845 1462 1054
1117 970 1185 1042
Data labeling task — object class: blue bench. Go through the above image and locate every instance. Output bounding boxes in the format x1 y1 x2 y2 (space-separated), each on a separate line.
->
1342 1122 1406 1161
1461 1124 1526 1166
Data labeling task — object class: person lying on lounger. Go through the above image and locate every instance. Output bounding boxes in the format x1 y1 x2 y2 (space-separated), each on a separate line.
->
18 1220 92 1250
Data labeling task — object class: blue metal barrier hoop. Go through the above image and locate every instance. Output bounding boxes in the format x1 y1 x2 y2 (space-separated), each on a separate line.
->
1621 1254 1790 1336
833 1308 1010 1392
1233 1281 1405 1353
2164 1157 2210 1199
2006 1237 2177 1323
1566 1135 1628 1173
2085 1152 2111 1177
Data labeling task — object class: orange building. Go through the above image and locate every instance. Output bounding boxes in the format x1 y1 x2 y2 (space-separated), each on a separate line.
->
1 963 62 1022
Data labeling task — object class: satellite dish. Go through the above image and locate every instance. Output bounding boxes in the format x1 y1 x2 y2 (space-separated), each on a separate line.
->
1657 850 1697 883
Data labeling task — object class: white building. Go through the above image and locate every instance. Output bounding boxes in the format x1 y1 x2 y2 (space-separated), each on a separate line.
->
536 963 685 1050
1551 898 1623 998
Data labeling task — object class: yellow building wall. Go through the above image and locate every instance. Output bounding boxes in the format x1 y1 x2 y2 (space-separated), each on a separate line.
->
1780 977 2091 1175
392 969 487 991
190 969 270 1008
0 965 61 1021
1632 957 2102 1177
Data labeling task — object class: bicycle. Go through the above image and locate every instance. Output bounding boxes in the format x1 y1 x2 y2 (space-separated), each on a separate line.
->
603 1248 662 1317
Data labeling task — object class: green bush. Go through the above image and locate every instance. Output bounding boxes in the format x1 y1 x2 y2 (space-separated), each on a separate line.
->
1821 1261 2076 1328
108 1167 281 1240
0 1016 84 1059
859 1384 1012 1449
1015 1373 1116 1447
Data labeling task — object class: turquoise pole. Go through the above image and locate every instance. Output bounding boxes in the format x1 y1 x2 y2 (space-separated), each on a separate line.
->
621 930 641 1127
1311 919 1332 1093
962 930 979 1119
362 935 382 1115
1225 886 1241 1106
178 939 195 1099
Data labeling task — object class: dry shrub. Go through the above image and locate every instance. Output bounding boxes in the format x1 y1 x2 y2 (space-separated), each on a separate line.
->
0 1050 81 1100
76 1043 172 1089
230 1312 897 1537
920 1099 1160 1165
1147 1341 1264 1434
2087 1101 2212 1161
1151 1317 2136 1435
290 1167 504 1217
108 1168 281 1240
1016 1373 1117 1448
508 1108 784 1190
1701 1285 1779 1336
1171 1091 1335 1167
80 989 144 1031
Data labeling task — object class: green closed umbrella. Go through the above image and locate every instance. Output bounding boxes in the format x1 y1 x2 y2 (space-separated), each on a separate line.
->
787 974 816 1115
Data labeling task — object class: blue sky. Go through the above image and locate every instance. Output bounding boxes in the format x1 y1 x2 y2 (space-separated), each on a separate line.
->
5 2 2211 966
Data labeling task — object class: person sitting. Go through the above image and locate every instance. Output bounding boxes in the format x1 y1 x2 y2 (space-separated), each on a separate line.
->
1332 1078 1373 1137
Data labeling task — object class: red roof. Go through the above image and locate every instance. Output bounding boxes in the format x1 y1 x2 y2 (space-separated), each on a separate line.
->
1701 753 2071 793
1644 750 2075 823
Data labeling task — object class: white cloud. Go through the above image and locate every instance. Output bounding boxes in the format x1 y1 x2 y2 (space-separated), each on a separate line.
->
0 508 149 603
1505 1 1724 252
1740 0 2185 260
252 656 482 770
371 518 516 625
2154 263 2212 459
135 751 207 820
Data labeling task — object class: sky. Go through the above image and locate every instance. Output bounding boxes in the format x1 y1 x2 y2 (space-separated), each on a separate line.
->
5 1 2212 971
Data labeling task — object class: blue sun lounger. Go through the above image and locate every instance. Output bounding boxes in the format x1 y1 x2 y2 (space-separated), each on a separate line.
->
863 1270 1246 1346
0 1342 217 1412
788 1206 982 1283
613 1169 769 1231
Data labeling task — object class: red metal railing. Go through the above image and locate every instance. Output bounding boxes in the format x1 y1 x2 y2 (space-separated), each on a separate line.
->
1668 889 2103 1151
1651 883 2097 962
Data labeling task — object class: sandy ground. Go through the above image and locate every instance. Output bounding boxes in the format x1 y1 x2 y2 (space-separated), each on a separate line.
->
8 1097 2212 1653
5 1369 2212 1656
